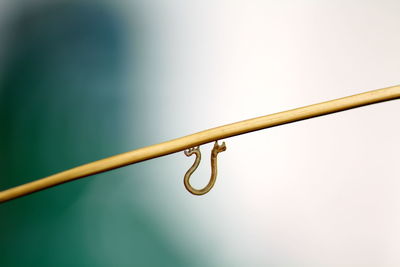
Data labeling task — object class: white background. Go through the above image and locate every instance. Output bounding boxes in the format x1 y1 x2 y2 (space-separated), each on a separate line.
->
128 1 400 266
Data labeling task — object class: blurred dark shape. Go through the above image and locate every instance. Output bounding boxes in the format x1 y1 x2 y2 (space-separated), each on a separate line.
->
0 2 188 266
0 1 126 202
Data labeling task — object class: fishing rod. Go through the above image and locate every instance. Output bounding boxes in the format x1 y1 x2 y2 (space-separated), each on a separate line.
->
1 85 399 203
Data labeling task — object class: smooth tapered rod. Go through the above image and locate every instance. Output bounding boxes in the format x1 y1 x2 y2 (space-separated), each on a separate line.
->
1 85 399 203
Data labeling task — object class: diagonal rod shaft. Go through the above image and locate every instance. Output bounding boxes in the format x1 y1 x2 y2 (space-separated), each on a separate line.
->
1 85 399 203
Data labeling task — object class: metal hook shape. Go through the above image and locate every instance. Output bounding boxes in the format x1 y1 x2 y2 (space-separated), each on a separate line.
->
183 141 226 195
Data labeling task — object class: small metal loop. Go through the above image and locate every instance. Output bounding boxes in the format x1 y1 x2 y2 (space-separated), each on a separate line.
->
183 141 226 195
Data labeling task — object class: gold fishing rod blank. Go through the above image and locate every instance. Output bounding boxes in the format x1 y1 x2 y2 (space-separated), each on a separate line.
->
0 85 399 203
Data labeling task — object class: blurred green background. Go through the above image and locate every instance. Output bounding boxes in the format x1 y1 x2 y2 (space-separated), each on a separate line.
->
0 1 193 266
